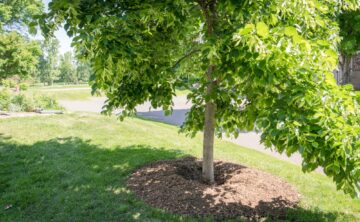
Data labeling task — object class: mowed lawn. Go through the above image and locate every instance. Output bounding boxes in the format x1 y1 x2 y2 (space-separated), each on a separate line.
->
28 87 95 101
0 113 359 221
27 85 190 101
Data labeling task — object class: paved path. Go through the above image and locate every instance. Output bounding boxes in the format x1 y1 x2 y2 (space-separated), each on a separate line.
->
59 96 313 169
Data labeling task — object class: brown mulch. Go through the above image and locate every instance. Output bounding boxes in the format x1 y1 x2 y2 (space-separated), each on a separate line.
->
127 157 301 221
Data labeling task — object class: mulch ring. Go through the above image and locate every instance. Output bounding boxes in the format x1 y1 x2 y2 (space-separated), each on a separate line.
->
127 157 301 221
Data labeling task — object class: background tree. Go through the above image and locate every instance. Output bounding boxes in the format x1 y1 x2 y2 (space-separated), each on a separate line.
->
38 38 60 85
0 0 43 82
339 10 360 84
76 60 92 83
42 0 360 196
0 31 41 80
0 0 43 32
59 51 77 84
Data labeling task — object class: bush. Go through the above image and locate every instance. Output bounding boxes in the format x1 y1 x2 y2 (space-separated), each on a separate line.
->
1 79 17 88
19 83 29 91
0 89 11 111
0 90 63 112
35 95 62 110
11 94 35 112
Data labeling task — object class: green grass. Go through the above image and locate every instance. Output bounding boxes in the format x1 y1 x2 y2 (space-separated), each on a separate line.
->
0 113 359 221
27 85 188 100
27 88 97 101
30 84 90 89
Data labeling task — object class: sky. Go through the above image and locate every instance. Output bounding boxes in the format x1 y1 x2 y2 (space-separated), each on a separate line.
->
35 0 73 55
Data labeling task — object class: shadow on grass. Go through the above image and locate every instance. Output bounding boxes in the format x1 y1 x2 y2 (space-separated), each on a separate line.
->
0 136 356 222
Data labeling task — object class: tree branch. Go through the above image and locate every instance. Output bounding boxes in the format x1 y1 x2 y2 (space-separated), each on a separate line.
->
172 49 200 69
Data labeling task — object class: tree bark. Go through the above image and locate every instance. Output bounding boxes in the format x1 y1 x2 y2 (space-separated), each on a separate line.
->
202 65 216 184
199 0 217 184
340 54 352 85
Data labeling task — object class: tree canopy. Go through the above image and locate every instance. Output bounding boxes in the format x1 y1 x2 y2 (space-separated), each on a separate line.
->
59 51 77 83
0 0 43 81
340 9 360 57
41 0 360 197
0 31 41 80
0 0 43 32
38 37 60 85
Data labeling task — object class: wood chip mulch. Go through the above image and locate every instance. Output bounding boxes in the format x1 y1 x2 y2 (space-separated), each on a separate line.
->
127 157 301 221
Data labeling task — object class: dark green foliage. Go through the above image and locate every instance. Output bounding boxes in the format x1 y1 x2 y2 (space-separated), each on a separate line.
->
339 10 360 57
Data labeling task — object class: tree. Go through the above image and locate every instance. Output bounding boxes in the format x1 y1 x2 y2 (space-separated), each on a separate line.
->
0 0 43 81
59 51 77 83
41 0 360 196
76 60 92 83
38 38 60 85
0 0 43 32
338 10 360 84
0 31 41 80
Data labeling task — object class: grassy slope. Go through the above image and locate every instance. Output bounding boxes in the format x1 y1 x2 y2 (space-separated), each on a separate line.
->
0 113 359 222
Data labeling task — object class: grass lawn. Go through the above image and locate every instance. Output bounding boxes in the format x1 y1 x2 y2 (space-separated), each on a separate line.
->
0 113 359 221
27 87 96 101
30 84 90 89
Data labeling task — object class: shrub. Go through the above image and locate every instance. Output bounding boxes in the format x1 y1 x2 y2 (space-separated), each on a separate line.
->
1 79 17 88
0 89 11 111
19 83 29 91
35 95 62 110
11 94 35 112
0 90 63 112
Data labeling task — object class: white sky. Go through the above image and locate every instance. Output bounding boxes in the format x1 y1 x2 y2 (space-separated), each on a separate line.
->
34 0 73 55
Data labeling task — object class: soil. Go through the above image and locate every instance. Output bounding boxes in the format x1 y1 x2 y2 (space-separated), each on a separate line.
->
127 157 300 221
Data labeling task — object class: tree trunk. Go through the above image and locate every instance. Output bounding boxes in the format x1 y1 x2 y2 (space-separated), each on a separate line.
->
340 54 352 85
202 65 216 184
199 0 217 184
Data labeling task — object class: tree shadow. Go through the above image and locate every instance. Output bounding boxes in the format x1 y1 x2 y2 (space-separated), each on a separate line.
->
0 136 185 221
0 136 357 222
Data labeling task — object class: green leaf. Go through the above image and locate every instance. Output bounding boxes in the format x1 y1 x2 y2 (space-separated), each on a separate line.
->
239 24 255 35
256 22 269 38
284 27 298 37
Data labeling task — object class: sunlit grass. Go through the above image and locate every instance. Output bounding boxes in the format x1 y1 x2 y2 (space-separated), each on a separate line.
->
0 113 359 221
27 87 97 101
